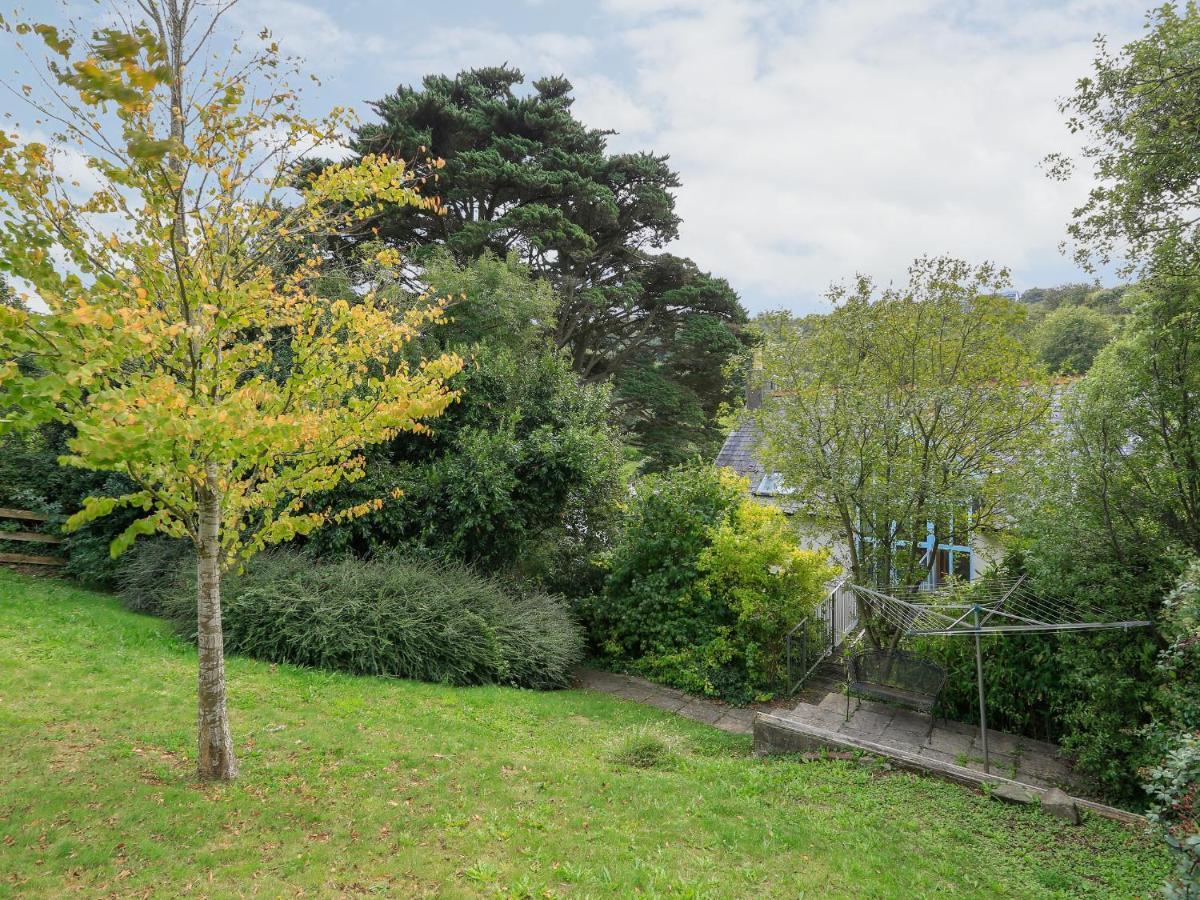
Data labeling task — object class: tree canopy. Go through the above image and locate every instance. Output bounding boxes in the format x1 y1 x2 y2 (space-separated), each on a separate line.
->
1032 304 1115 374
305 252 625 594
1047 3 1200 276
346 65 749 470
754 257 1049 616
0 4 460 780
1070 277 1200 555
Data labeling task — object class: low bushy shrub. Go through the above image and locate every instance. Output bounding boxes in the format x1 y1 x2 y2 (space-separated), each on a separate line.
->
1143 560 1200 897
0 426 139 588
1146 735 1200 899
586 466 745 659
117 538 194 615
584 465 835 703
119 543 583 689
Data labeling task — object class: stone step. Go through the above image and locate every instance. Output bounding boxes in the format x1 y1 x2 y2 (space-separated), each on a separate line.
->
792 678 843 706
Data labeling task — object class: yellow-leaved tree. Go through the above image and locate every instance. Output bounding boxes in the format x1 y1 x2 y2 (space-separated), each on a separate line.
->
0 2 462 780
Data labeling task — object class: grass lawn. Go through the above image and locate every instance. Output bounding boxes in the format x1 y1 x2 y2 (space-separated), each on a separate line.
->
0 571 1167 897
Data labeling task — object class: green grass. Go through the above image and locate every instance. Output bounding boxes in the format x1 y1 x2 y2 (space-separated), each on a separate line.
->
0 571 1167 897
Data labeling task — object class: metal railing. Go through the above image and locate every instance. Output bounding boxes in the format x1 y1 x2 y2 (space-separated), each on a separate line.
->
784 578 859 695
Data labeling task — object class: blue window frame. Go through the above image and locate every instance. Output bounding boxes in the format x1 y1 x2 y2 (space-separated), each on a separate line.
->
862 514 974 587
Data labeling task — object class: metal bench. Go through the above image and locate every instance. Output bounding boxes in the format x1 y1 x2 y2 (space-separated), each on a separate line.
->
845 649 947 739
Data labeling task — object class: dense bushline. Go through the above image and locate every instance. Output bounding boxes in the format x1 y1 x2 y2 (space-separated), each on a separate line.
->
919 275 1200 807
119 542 583 690
583 466 835 704
0 425 136 588
301 253 625 598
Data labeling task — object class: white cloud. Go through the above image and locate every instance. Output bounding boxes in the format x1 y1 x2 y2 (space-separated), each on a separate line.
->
159 0 1147 312
395 27 595 81
230 0 389 69
589 0 1140 310
571 74 656 144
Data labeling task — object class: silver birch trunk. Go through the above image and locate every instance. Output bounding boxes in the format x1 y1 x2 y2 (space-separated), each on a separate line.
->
196 465 237 780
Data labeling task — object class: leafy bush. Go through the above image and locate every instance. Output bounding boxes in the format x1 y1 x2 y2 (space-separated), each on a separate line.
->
923 537 1173 803
1143 560 1200 896
302 255 624 595
587 466 744 658
584 465 835 703
0 425 138 587
696 500 837 690
116 538 193 615
1146 734 1200 899
120 543 583 689
1149 560 1200 747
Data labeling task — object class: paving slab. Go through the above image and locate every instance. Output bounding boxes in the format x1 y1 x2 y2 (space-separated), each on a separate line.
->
798 708 849 732
792 687 1083 789
677 700 726 725
713 709 756 735
927 730 975 756
842 709 894 739
579 668 1084 794
755 712 1141 826
816 691 847 714
643 693 691 713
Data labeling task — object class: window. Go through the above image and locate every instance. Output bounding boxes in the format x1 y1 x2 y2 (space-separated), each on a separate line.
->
934 547 973 584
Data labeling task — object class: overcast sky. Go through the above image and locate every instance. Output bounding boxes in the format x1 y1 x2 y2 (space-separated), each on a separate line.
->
6 0 1150 314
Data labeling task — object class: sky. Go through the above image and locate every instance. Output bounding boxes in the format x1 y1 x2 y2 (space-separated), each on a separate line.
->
2 0 1151 314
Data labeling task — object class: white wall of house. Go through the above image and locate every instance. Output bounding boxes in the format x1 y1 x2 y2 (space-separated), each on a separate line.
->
773 502 1005 587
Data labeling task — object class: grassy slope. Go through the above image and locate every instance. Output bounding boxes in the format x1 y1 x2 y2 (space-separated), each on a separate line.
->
0 571 1166 898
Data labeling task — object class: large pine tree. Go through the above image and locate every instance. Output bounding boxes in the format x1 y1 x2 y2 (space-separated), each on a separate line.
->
348 66 748 470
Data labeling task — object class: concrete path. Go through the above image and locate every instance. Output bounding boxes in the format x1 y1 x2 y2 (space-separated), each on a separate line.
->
787 691 1076 790
578 667 1077 792
577 668 757 735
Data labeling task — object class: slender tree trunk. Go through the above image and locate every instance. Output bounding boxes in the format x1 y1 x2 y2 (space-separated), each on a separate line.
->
196 466 237 780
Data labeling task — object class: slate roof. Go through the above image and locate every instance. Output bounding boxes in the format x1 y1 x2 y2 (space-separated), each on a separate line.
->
715 421 765 484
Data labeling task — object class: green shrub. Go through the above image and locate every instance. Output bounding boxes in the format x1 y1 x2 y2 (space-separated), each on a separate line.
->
1145 734 1200 899
696 500 837 690
1143 560 1200 897
115 538 193 615
120 544 583 689
0 426 138 587
300 255 624 596
1148 559 1200 749
920 544 1172 803
584 465 835 703
585 466 744 658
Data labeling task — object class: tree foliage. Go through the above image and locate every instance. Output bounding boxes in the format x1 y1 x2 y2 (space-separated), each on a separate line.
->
0 6 459 780
1047 2 1200 275
1080 278 1200 554
346 66 749 470
1020 282 1127 315
1032 304 1115 374
303 252 624 593
964 276 1200 802
754 257 1049 615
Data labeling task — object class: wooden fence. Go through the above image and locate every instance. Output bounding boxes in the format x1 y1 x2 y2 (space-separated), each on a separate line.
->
0 507 64 568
